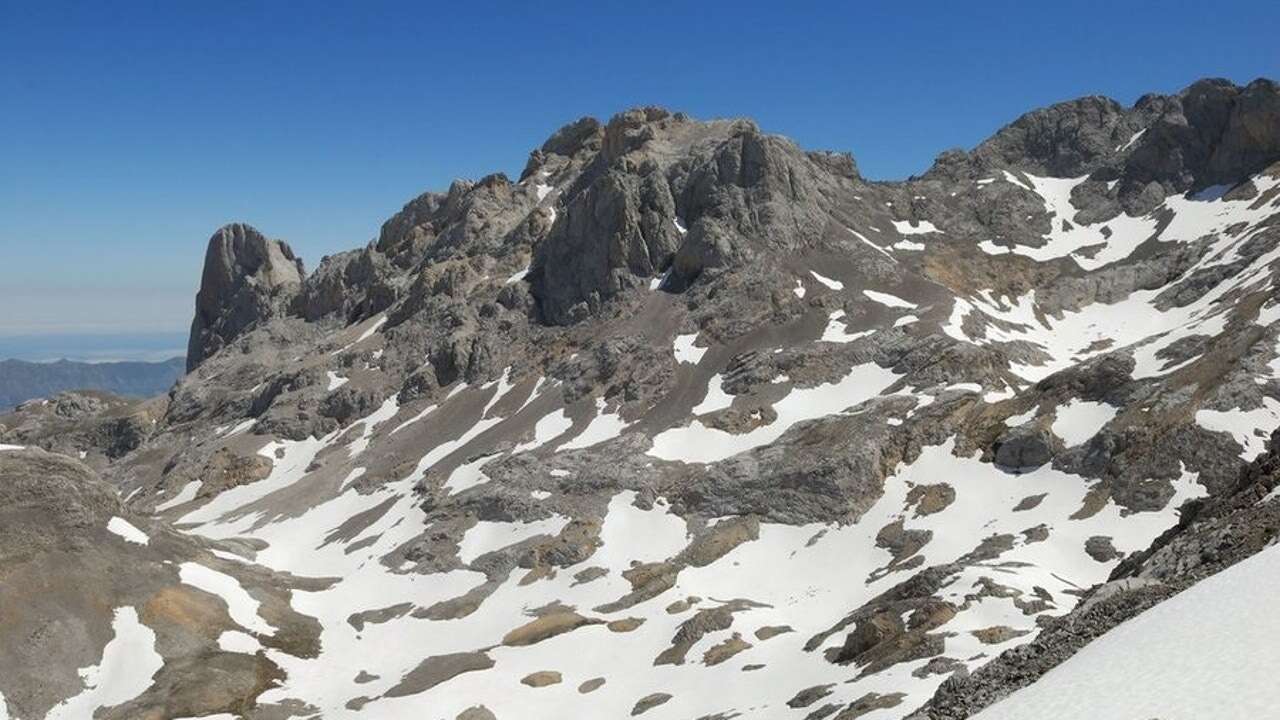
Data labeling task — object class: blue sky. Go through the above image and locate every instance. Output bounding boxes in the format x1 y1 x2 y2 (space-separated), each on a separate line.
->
2 1 1277 349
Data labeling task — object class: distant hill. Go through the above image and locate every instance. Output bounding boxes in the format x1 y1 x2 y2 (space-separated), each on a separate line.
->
0 357 185 409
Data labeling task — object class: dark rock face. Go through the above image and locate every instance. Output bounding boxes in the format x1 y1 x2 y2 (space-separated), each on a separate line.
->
1123 78 1280 198
533 164 682 323
970 95 1133 177
993 425 1055 469
187 223 304 371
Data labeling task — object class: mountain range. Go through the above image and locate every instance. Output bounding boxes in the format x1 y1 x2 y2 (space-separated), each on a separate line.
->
2 76 1279 720
0 357 185 411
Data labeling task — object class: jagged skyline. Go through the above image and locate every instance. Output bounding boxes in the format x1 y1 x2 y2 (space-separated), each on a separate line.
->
3 2 1278 346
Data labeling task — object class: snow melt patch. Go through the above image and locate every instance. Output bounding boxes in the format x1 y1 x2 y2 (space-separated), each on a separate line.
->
560 397 630 450
505 265 530 284
673 333 708 364
106 517 149 545
44 607 163 720
1051 400 1118 447
809 270 844 290
862 289 915 309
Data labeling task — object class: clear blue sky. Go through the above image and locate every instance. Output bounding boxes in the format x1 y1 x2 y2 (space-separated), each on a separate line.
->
2 0 1277 345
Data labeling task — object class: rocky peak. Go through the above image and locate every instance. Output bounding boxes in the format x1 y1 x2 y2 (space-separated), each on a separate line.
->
1124 77 1280 194
951 94 1134 178
186 223 304 371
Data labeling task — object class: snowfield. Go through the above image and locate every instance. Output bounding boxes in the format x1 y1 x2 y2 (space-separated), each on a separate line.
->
974 542 1280 720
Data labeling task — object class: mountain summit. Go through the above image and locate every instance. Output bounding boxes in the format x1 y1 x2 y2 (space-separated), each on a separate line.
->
3 77 1280 720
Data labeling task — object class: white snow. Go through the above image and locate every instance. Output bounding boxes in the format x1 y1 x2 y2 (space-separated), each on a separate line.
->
862 289 915 309
1117 127 1146 152
106 517 149 545
820 310 874 343
974 542 1280 720
809 270 844 290
457 516 571 565
793 280 806 298
443 454 497 495
220 418 256 438
673 333 708 365
481 367 518 417
326 371 349 391
649 361 898 463
1196 397 1280 459
331 315 388 355
391 402 439 434
512 409 573 453
691 374 735 415
43 607 163 720
1051 400 1118 447
846 227 895 261
0 444 24 451
154 480 202 512
505 265 530 284
218 630 263 654
892 219 942 235
560 397 630 450
347 394 400 456
356 315 388 343
534 183 552 201
179 562 276 636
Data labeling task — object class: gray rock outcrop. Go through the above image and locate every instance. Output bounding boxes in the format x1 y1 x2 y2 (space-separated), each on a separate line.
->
187 223 305 371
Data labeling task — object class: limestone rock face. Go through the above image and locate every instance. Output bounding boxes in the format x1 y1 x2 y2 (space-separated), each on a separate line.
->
186 223 304 371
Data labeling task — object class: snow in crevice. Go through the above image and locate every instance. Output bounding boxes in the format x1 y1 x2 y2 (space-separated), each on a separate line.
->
809 270 844 290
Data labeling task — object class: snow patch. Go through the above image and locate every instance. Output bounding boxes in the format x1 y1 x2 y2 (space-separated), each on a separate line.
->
1051 400 1118 447
106 517 149 545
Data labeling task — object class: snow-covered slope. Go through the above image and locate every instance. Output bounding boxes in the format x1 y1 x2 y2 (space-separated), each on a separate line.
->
973 541 1280 720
